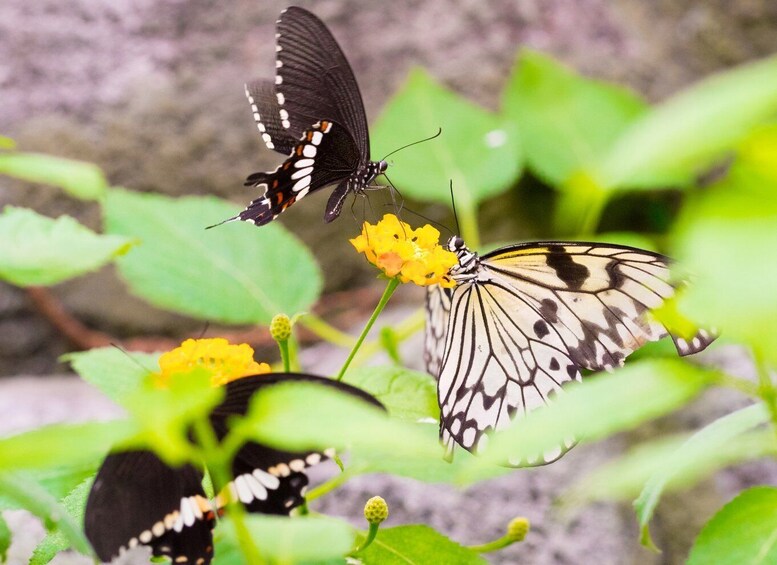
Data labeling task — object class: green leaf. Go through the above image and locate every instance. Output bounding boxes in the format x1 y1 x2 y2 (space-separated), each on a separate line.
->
123 370 223 465
687 486 777 565
502 49 647 186
236 381 443 463
104 189 322 324
0 462 97 511
0 421 132 471
63 347 159 403
30 477 94 565
359 525 487 564
592 54 777 191
0 136 16 150
214 515 354 563
342 365 439 422
671 158 777 362
371 67 522 207
459 359 712 482
0 152 107 200
0 207 133 287
0 513 10 563
0 473 92 557
634 403 772 550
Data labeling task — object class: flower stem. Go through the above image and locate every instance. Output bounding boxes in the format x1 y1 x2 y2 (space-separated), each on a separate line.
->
752 347 777 443
336 277 400 381
353 523 380 554
467 534 516 554
298 313 357 348
277 338 291 372
305 466 358 502
350 307 425 370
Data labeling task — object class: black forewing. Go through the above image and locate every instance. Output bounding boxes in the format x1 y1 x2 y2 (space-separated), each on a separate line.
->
85 451 214 564
245 79 297 155
275 7 370 160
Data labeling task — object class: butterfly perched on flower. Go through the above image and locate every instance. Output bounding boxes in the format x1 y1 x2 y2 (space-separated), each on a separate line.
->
84 373 381 564
214 7 386 229
424 237 715 466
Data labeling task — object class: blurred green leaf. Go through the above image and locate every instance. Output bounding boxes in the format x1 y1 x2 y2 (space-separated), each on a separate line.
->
0 462 97 511
502 49 646 186
0 474 91 557
687 486 777 565
459 359 712 482
0 514 10 563
104 189 322 324
123 369 222 465
359 525 487 564
0 421 132 472
672 163 777 363
0 136 16 150
0 152 107 200
215 515 354 563
236 381 443 464
592 54 777 191
30 476 94 565
371 67 522 207
342 365 439 422
635 403 772 550
0 207 133 287
63 347 159 403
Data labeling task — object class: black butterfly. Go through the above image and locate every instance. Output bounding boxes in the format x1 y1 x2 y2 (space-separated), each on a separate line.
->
218 7 385 228
84 373 381 564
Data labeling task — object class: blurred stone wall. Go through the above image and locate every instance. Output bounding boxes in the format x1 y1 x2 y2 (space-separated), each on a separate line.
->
1 0 776 366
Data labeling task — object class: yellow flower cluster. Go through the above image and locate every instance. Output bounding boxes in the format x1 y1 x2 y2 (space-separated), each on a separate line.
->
156 338 270 387
350 214 457 288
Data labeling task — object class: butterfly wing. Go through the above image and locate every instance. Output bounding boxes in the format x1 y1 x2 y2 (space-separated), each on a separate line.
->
245 79 298 155
424 285 452 378
84 451 215 564
235 120 361 226
274 7 370 161
437 242 714 465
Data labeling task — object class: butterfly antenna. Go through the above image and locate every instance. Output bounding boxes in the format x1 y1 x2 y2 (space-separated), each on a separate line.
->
380 127 442 162
109 343 155 374
197 322 211 340
449 180 461 236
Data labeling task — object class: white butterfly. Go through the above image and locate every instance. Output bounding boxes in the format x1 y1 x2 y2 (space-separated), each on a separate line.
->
425 236 715 466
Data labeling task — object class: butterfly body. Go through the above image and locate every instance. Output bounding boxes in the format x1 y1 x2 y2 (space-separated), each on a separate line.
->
426 237 715 465
220 7 384 227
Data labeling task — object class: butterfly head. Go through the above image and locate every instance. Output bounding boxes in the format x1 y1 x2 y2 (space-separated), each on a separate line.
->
446 236 479 278
378 160 388 174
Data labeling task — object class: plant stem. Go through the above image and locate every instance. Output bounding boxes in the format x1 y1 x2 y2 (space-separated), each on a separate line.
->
305 466 358 503
353 523 380 554
335 278 400 381
576 189 606 237
298 313 356 348
277 338 291 372
457 192 480 250
192 418 263 563
752 347 777 444
350 307 425 370
467 534 516 554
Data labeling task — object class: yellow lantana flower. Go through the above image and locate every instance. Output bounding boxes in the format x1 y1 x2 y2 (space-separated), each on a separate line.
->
156 338 270 387
350 214 457 288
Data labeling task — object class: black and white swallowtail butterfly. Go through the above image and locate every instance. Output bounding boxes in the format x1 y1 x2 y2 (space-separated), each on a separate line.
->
219 6 385 228
424 237 715 466
84 373 381 564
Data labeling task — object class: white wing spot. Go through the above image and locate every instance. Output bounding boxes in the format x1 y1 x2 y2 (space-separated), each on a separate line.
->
291 166 313 180
293 175 312 192
294 158 314 168
275 74 283 85
276 60 283 69
311 131 324 145
289 458 306 472
303 144 317 158
276 92 285 105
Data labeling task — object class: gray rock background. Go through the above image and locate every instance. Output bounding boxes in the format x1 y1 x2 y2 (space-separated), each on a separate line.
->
1 0 777 563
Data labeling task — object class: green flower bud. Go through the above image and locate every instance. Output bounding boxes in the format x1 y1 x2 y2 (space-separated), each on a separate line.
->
506 517 530 542
364 496 389 525
270 314 292 342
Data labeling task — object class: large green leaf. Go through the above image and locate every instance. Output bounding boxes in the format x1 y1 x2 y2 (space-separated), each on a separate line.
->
63 347 159 403
342 365 439 422
687 487 777 565
29 477 94 565
359 525 487 564
0 421 132 472
0 462 97 511
0 152 107 200
214 515 354 563
502 49 646 186
459 360 712 482
103 188 322 324
0 207 133 286
370 67 522 207
0 513 10 563
592 54 777 191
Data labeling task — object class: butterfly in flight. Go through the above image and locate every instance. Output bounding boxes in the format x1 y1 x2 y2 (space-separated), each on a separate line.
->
424 237 715 466
214 7 385 229
84 373 381 564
